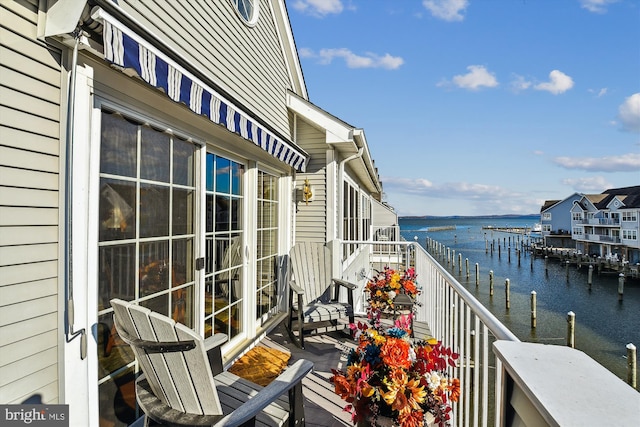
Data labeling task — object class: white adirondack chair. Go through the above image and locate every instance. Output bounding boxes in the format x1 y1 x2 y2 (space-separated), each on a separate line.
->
110 298 313 427
286 242 356 348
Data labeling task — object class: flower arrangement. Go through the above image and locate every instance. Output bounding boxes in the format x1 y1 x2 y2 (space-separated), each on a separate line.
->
331 267 460 427
365 267 421 315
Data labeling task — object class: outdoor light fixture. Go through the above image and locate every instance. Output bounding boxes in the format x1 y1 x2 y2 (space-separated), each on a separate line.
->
302 178 313 205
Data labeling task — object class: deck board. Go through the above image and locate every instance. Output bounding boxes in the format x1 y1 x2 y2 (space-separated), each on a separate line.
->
264 316 432 426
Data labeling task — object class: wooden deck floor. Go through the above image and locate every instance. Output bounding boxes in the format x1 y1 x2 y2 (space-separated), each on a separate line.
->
262 318 432 427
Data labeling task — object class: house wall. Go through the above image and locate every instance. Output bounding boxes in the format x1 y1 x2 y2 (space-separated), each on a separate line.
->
113 0 293 140
372 198 397 228
294 119 327 243
0 0 62 404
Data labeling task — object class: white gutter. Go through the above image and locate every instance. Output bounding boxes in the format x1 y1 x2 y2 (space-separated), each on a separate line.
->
337 147 364 242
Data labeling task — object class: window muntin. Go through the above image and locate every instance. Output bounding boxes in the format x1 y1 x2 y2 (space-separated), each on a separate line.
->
622 211 638 222
572 212 583 221
97 109 198 426
204 153 245 339
256 171 279 322
623 229 637 240
343 180 367 258
230 0 259 25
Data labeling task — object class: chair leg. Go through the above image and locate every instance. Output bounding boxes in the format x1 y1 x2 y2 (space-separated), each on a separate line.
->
298 317 304 349
288 381 305 427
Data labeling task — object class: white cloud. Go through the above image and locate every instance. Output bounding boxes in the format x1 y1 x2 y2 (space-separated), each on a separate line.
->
552 153 640 172
423 0 469 22
382 177 511 199
579 0 619 14
442 65 498 91
381 176 541 216
291 0 344 17
303 48 404 69
534 70 574 95
617 93 640 133
562 176 612 192
510 74 532 93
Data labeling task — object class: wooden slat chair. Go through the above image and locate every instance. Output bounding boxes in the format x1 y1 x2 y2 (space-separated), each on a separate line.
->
286 242 356 348
110 299 313 427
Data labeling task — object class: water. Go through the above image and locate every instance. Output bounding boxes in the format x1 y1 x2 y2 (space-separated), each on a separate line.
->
399 215 640 384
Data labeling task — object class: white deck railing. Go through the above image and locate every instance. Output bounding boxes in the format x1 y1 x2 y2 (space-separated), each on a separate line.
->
339 240 640 426
341 240 518 427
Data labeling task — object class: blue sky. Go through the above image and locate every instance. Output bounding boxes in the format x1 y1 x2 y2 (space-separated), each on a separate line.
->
286 0 640 216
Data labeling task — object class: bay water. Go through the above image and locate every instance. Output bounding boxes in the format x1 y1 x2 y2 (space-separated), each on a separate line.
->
399 215 639 384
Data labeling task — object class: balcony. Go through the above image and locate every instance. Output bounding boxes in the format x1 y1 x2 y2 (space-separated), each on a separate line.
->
264 239 639 426
582 233 621 243
579 218 621 226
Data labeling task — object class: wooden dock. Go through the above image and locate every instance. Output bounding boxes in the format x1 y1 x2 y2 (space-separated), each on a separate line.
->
532 246 640 279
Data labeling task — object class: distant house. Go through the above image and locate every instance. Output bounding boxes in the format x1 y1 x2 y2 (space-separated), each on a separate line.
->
540 193 583 248
571 186 640 264
0 1 392 426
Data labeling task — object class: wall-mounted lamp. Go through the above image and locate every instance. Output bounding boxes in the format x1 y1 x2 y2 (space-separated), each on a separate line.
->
302 178 313 205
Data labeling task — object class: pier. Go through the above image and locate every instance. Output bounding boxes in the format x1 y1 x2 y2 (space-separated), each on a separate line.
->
532 245 640 279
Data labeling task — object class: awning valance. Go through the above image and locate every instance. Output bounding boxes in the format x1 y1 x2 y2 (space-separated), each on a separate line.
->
92 8 307 172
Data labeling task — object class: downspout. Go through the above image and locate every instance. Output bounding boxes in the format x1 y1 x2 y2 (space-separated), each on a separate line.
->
65 27 87 359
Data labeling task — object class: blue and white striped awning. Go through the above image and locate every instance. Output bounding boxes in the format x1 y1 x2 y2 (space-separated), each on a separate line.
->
92 8 307 172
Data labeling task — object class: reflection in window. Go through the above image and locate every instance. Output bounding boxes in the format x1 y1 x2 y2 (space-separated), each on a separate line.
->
256 171 279 323
204 153 244 339
97 109 197 427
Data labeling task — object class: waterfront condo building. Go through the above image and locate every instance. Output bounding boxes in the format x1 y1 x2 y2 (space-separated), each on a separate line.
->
570 186 640 264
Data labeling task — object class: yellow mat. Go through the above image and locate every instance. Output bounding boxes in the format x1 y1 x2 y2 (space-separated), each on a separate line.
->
228 346 291 386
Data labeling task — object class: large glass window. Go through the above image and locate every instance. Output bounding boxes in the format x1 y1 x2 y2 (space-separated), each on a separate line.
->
256 171 279 323
97 109 197 426
204 154 244 339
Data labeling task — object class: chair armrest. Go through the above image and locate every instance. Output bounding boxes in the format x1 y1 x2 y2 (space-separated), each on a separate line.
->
204 333 228 376
204 333 228 352
214 359 314 427
290 281 304 295
332 278 357 290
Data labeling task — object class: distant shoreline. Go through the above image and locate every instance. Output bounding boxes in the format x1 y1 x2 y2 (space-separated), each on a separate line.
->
399 214 539 220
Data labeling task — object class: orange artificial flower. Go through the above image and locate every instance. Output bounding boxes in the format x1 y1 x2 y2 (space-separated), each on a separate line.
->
381 337 412 369
332 374 352 401
449 377 461 402
397 410 424 427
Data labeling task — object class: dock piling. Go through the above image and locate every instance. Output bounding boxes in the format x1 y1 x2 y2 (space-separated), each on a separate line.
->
475 263 479 286
567 311 575 348
505 279 510 310
489 270 494 296
588 265 593 289
618 274 625 301
531 291 537 329
628 343 637 389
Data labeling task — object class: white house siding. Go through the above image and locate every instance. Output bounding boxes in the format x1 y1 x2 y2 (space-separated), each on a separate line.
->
372 198 397 228
294 119 327 243
0 0 62 404
113 0 293 140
